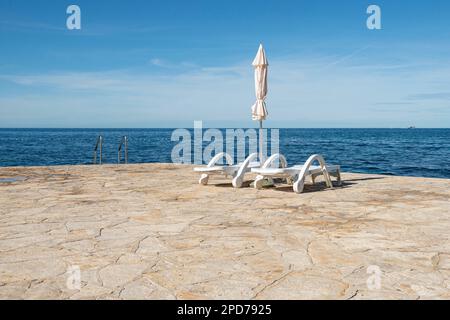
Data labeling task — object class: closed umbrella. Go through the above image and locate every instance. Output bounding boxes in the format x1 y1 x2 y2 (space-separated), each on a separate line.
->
251 44 269 162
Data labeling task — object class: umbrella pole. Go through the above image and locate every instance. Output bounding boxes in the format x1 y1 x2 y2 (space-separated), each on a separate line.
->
259 120 263 164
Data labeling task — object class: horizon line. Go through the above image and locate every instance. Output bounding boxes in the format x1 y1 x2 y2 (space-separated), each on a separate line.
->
0 127 448 130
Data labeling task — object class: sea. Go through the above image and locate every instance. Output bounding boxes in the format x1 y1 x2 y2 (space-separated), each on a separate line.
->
0 128 449 179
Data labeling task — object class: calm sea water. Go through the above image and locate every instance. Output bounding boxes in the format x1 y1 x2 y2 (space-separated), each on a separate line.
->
0 128 449 179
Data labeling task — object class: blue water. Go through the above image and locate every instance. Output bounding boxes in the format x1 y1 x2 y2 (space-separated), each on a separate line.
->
0 128 449 179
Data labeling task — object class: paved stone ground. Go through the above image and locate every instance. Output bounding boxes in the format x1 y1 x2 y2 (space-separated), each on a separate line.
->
0 163 449 299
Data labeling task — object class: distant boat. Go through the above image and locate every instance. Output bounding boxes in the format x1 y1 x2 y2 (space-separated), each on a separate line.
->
407 126 416 129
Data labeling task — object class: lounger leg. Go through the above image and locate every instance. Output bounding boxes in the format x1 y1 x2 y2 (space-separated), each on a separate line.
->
232 152 258 188
286 176 294 185
254 175 265 190
322 168 333 189
287 174 297 185
293 176 305 194
232 174 244 188
336 168 342 186
199 174 209 185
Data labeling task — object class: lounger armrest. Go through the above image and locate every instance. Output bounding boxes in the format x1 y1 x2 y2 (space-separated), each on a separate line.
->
262 153 287 169
207 152 233 167
232 153 259 188
293 154 333 193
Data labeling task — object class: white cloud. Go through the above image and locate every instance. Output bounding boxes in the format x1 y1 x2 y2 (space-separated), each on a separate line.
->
1 54 450 127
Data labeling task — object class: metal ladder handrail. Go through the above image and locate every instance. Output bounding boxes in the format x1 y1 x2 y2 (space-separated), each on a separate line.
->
118 135 128 164
93 135 103 164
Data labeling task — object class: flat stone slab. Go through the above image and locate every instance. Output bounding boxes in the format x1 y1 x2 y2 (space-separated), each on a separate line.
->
0 164 449 299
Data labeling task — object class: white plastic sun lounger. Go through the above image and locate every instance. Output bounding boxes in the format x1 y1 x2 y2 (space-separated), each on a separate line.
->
251 154 341 193
194 152 287 188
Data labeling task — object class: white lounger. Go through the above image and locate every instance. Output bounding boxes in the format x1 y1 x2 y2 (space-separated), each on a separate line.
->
194 152 287 188
251 154 341 193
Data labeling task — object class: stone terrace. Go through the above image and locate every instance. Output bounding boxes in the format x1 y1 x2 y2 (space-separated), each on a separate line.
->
0 164 449 299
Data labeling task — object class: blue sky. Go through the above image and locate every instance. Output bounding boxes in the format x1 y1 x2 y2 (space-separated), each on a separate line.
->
1 0 450 128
